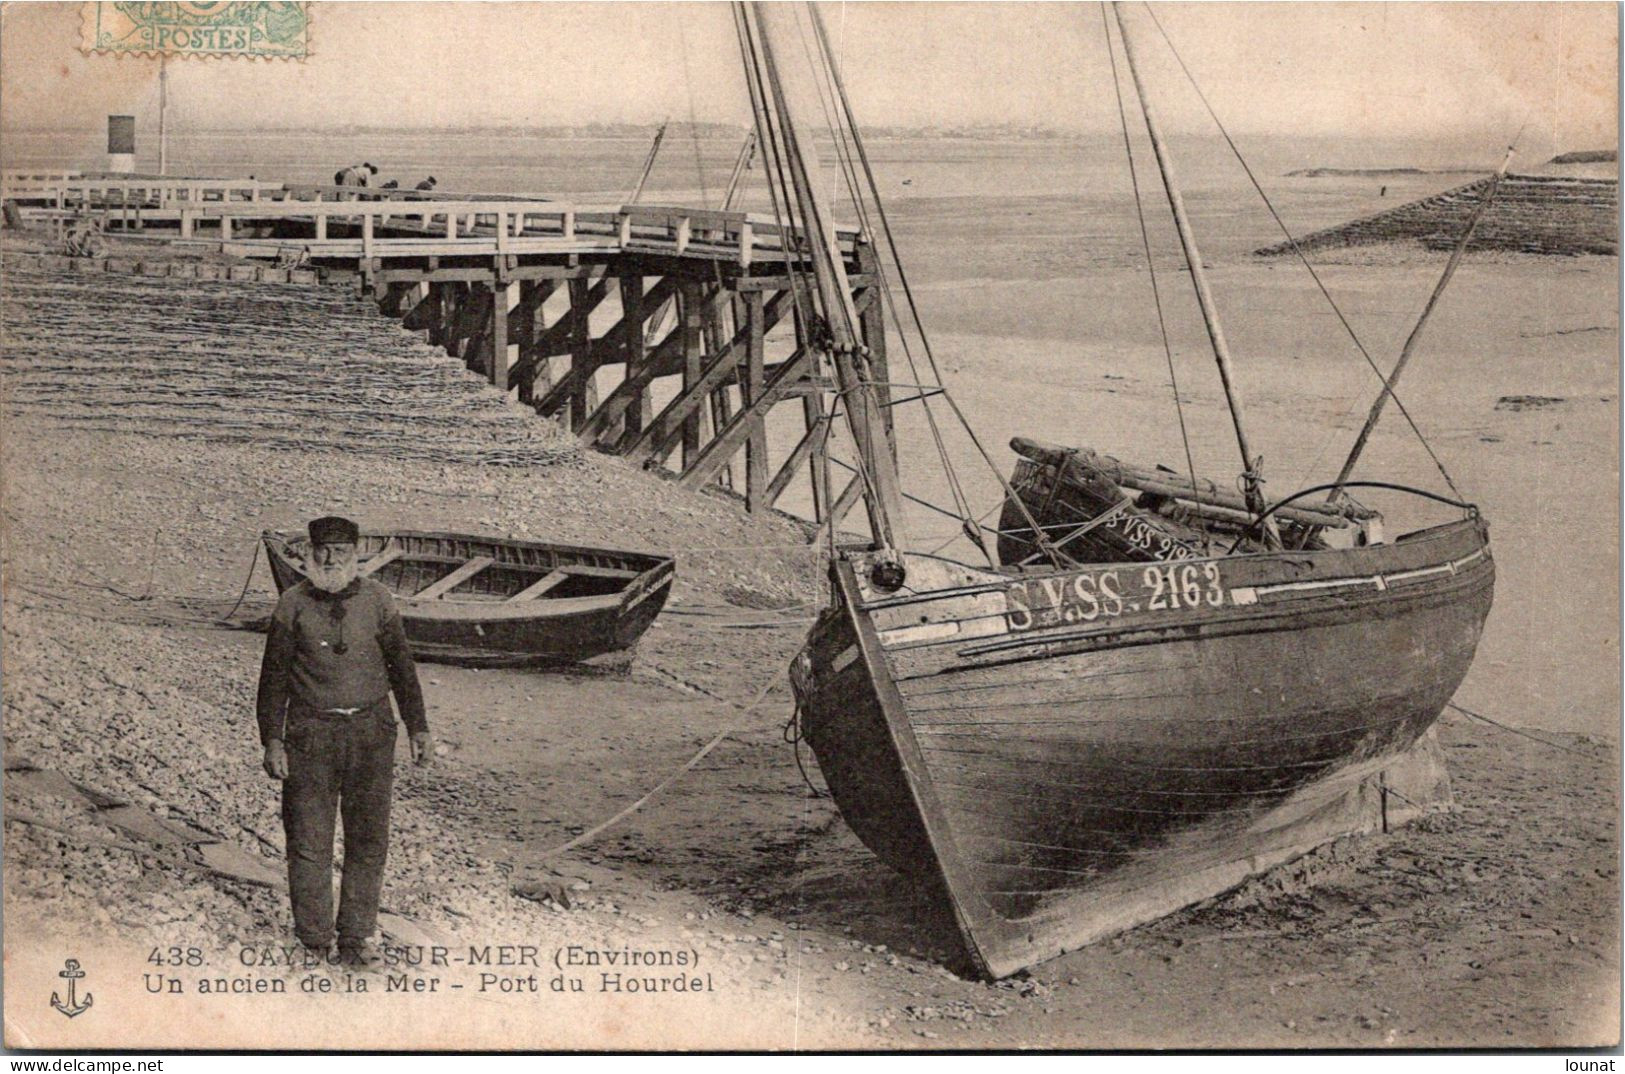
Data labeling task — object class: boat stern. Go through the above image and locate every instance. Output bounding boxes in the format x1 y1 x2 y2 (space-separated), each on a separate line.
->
612 558 676 651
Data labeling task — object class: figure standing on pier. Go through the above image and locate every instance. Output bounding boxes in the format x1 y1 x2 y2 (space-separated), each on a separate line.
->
334 163 378 193
255 515 433 966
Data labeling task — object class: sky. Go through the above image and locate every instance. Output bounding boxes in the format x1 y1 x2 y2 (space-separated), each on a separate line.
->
0 2 1617 151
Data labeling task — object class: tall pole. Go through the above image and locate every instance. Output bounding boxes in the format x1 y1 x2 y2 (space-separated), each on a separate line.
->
1329 145 1516 500
747 1 903 549
640 132 757 351
1111 2 1274 537
626 119 668 204
721 131 757 211
158 55 169 175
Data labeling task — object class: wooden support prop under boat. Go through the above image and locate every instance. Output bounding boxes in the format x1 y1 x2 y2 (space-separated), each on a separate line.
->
261 529 674 669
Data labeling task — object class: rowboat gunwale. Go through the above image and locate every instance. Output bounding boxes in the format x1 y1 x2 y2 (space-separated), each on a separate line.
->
262 527 672 579
259 527 676 668
261 530 673 605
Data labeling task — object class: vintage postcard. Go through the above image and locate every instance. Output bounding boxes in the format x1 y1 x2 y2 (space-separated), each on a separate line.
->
1 0 1618 1052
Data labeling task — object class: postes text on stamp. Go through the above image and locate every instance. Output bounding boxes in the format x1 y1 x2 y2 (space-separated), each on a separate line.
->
82 2 309 59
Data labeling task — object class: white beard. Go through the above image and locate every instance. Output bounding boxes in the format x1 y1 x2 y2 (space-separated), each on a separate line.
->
305 556 359 593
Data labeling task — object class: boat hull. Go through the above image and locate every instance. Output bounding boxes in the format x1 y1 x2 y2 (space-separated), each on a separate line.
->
263 529 674 669
789 516 1493 978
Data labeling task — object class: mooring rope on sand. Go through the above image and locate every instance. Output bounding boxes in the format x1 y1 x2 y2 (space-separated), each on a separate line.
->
4 809 253 883
1447 701 1599 759
534 669 787 862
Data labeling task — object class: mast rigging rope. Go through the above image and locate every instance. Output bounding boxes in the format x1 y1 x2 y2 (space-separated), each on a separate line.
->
674 19 712 209
803 5 985 555
734 4 817 396
806 4 1064 567
1137 1 1465 502
1098 2 1210 552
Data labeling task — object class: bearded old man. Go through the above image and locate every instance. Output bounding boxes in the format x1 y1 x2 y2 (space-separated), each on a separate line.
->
255 515 431 964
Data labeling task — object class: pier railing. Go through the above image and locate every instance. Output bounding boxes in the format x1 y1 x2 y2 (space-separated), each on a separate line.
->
2 170 88 187
2 175 276 205
1 172 860 267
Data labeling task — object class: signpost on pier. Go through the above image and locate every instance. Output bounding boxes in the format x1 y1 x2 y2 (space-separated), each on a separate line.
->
106 115 135 174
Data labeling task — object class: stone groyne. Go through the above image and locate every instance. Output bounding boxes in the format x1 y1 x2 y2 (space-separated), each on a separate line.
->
1256 174 1618 257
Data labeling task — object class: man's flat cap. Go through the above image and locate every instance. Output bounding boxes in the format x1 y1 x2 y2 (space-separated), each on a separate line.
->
308 516 360 545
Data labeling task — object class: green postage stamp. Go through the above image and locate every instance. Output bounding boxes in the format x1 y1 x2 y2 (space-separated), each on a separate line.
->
81 2 309 59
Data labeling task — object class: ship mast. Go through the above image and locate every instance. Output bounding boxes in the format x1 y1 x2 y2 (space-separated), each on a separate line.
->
742 2 905 550
1110 2 1278 545
722 131 758 211
626 119 669 204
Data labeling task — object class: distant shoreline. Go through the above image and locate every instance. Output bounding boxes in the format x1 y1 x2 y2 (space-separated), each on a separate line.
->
1548 149 1617 164
1285 166 1485 178
5 124 1574 153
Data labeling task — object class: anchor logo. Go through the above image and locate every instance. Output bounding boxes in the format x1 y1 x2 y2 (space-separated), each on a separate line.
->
51 959 93 1019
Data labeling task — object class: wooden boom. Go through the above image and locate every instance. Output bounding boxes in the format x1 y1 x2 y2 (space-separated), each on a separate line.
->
1011 438 1374 530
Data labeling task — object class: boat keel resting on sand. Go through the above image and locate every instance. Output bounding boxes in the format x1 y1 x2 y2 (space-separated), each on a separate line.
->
262 529 674 668
737 0 1495 978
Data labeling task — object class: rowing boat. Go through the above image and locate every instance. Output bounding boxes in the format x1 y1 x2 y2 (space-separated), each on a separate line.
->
261 529 674 668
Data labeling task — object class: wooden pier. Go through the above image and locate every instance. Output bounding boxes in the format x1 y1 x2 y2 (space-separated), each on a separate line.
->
3 172 892 532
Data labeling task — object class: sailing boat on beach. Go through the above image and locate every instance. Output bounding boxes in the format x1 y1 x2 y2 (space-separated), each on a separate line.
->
738 2 1494 979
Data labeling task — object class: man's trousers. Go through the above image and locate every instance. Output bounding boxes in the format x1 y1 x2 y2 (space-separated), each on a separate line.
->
280 698 397 949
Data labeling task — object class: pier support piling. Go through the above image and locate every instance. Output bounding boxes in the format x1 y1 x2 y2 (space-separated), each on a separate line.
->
677 281 706 471
743 290 768 511
3 169 886 535
567 276 596 428
489 279 510 393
